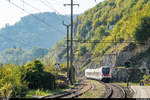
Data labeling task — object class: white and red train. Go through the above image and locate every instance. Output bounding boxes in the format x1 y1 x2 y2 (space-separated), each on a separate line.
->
85 66 111 82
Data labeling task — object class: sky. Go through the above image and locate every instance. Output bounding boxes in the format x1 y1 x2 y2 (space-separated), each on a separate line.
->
0 0 104 29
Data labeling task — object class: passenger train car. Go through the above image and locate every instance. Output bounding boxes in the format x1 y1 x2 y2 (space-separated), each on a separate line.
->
85 66 111 82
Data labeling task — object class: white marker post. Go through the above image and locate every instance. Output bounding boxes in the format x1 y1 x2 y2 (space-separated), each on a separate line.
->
55 63 60 69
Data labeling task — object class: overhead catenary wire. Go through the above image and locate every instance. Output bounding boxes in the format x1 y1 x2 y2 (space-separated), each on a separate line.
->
2 0 66 50
21 0 67 24
20 0 24 10
21 0 42 12
40 0 70 23
45 0 69 16
41 0 61 15
69 39 145 43
6 0 66 35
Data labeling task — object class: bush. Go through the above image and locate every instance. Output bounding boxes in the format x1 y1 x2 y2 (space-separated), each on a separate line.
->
142 75 150 84
0 64 28 98
23 60 56 90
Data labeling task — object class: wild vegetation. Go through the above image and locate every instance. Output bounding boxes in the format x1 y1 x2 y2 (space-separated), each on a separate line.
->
0 60 68 98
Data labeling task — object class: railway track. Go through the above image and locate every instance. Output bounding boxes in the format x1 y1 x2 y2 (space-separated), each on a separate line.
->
108 83 126 98
40 80 92 99
40 79 125 98
99 81 126 98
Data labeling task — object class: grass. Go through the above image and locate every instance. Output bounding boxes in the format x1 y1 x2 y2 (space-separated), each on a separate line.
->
114 66 126 69
113 82 150 87
80 80 105 98
112 82 128 87
26 85 74 98
128 82 150 86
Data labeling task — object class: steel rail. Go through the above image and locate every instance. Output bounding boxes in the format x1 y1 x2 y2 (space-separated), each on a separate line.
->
97 80 126 98
40 80 92 98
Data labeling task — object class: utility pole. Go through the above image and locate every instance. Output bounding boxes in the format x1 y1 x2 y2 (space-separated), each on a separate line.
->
62 21 71 85
64 0 79 85
114 31 117 67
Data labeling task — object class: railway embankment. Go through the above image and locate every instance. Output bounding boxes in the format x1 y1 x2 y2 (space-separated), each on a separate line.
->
40 80 92 98
79 80 105 98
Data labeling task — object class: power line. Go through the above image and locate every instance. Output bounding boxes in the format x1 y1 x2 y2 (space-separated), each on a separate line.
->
40 0 70 23
43 0 61 15
20 0 24 10
21 0 67 24
70 39 145 43
22 0 41 12
39 0 63 21
6 0 66 35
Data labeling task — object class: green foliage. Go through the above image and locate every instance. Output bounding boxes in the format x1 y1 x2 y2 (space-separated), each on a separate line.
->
32 47 48 58
78 46 87 56
94 25 109 40
59 63 67 73
0 47 49 65
26 87 72 98
141 75 150 84
92 19 101 29
23 60 55 90
0 59 70 98
51 0 150 62
134 16 150 43
72 0 150 58
0 64 28 98
44 38 67 64
1 0 150 97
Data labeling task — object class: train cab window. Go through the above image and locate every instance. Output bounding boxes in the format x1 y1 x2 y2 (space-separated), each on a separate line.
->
102 68 110 74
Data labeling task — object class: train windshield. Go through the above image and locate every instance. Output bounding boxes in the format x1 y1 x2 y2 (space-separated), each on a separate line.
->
102 68 110 74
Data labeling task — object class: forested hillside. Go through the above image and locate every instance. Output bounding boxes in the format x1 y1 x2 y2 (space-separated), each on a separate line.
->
73 0 150 56
0 47 49 65
0 12 71 64
48 0 150 74
0 12 68 51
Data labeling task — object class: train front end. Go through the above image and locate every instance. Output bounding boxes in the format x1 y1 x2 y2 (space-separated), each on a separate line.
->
101 66 111 82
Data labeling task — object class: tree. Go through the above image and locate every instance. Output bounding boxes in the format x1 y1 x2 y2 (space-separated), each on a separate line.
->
135 16 150 43
78 46 87 56
0 64 28 98
32 47 48 59
94 25 109 40
23 60 55 89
